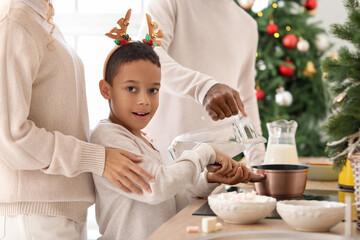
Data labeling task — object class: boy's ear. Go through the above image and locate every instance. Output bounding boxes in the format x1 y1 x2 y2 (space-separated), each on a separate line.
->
99 79 112 100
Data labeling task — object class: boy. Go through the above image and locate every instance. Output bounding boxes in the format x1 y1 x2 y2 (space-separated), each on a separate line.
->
91 12 252 240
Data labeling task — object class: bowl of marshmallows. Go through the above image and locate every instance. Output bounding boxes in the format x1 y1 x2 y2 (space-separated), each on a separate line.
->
208 191 276 224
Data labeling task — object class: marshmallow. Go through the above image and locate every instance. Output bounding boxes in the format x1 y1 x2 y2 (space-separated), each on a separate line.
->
202 217 217 233
186 226 199 233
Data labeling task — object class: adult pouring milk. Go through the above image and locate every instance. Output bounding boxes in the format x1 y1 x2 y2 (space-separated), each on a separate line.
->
263 120 299 165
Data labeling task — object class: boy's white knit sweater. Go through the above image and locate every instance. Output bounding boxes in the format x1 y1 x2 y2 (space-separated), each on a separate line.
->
91 119 219 240
0 0 105 222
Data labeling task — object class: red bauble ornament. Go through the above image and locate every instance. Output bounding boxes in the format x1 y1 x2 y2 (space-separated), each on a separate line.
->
304 0 317 10
256 89 265 101
279 60 295 77
267 23 278 35
120 39 128 45
282 34 298 49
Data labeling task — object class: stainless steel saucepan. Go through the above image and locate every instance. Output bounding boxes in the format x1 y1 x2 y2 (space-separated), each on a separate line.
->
250 164 309 197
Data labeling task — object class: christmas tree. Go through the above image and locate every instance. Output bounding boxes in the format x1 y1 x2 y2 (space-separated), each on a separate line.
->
321 0 360 169
236 0 330 156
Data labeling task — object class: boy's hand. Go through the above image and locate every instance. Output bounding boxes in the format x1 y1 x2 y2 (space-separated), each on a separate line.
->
103 148 155 195
207 162 253 185
211 148 237 175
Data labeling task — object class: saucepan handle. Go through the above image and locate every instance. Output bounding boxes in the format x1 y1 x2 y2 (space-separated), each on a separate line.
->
249 171 266 182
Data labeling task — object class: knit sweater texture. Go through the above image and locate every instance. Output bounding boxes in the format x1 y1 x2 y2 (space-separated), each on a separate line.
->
138 0 265 165
91 119 218 240
0 0 105 222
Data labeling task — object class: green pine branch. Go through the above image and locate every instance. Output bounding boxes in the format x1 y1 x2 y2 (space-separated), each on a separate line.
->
321 0 360 167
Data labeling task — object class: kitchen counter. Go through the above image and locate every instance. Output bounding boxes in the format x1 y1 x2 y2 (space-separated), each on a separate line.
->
147 180 360 240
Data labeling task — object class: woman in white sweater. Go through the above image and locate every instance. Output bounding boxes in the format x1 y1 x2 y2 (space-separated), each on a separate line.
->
0 1 154 239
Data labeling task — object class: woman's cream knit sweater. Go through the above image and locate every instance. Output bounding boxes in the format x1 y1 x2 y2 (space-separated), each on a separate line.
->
0 0 105 222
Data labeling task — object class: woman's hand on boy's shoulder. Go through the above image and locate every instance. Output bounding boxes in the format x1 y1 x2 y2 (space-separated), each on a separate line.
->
103 148 156 194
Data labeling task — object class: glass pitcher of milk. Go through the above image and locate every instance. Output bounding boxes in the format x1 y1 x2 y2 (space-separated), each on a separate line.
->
264 119 299 165
168 115 266 161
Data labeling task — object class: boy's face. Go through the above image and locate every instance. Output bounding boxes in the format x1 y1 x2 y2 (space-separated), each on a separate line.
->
103 59 161 136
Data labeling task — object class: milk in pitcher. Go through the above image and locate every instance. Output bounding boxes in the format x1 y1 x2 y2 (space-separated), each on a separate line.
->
264 144 299 164
263 120 299 165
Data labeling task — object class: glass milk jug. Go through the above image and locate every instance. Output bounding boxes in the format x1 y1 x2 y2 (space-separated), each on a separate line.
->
264 119 299 165
168 115 266 161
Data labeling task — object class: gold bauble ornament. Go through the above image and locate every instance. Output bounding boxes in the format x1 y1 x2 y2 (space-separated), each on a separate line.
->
302 61 316 76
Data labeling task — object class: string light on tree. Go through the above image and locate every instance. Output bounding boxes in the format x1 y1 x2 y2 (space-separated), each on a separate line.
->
282 34 298 49
275 87 293 106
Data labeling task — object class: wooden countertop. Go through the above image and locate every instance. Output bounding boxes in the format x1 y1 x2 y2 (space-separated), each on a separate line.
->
148 180 360 240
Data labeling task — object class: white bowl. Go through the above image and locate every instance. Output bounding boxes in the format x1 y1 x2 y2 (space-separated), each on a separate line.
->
208 192 276 224
277 200 345 232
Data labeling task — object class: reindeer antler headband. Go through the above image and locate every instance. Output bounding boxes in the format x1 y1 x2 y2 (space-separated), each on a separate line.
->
103 9 164 80
142 13 164 48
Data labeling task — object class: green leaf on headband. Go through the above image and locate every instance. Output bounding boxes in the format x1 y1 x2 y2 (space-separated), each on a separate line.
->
145 34 151 42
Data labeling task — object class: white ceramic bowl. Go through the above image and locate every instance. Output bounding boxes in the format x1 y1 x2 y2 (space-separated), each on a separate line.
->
277 200 345 232
208 192 276 224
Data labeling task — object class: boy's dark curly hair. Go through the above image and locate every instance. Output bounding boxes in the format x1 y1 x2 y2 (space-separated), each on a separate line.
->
105 41 161 85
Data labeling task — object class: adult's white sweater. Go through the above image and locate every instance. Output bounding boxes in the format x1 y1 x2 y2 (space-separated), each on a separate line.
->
138 0 265 165
91 119 218 240
0 0 105 222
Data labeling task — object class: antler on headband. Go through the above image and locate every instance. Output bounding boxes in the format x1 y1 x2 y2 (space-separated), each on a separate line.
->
142 14 164 48
105 9 132 45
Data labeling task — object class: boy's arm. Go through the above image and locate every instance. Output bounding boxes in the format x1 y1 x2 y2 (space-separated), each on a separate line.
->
94 145 216 205
92 127 217 205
